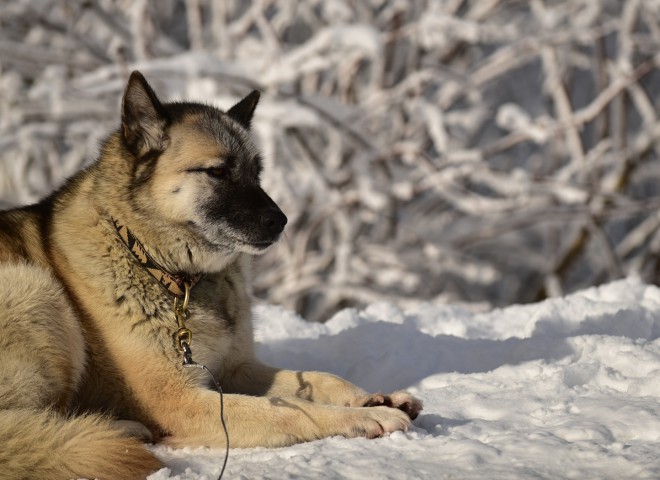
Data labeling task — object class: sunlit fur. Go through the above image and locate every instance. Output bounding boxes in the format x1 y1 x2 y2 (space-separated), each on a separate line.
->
0 71 421 480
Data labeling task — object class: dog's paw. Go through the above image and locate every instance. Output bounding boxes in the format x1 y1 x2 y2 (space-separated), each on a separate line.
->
354 390 423 420
345 405 411 439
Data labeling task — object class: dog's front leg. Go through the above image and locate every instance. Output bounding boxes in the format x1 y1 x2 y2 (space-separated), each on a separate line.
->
160 387 411 448
224 361 423 420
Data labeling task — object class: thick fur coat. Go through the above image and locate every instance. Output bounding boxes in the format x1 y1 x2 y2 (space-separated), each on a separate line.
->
0 72 422 480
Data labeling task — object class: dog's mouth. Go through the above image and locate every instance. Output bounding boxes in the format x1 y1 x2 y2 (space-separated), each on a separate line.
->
240 228 287 252
187 220 281 252
207 231 281 254
249 240 276 249
243 233 284 251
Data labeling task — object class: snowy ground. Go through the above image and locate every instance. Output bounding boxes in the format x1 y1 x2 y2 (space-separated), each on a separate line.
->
148 278 660 479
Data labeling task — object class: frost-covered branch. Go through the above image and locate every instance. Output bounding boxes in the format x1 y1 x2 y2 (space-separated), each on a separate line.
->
1 0 660 319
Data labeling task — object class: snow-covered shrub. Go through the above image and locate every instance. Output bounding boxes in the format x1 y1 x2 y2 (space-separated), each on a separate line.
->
1 0 659 320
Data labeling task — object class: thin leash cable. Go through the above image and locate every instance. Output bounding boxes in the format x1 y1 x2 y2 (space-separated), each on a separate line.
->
181 341 229 480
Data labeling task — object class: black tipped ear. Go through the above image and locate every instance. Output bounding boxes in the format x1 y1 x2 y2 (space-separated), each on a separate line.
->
227 90 260 130
121 71 168 156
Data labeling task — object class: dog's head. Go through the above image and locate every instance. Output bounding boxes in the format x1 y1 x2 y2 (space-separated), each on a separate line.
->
116 71 287 263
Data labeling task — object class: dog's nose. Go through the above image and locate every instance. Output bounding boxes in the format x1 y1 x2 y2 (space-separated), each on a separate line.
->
262 208 287 235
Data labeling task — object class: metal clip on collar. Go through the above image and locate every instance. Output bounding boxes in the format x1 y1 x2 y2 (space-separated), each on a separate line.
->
173 282 192 352
180 340 196 366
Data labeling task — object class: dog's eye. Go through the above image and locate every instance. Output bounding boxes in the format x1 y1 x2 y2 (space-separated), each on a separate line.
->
206 166 226 179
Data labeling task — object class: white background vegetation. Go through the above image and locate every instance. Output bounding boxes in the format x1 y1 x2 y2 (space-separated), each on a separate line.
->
1 0 660 321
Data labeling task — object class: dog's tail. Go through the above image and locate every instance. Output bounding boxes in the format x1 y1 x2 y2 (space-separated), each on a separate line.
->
0 408 162 480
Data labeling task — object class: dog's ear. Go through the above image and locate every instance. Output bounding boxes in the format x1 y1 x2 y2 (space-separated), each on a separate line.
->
121 71 167 156
227 90 260 130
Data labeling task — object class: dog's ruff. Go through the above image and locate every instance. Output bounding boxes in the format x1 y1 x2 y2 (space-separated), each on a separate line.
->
112 217 203 298
0 71 422 480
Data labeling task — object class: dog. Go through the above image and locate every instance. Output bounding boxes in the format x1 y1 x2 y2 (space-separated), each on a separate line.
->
0 71 422 480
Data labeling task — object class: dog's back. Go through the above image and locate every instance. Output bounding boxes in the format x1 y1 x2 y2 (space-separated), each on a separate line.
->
0 205 47 264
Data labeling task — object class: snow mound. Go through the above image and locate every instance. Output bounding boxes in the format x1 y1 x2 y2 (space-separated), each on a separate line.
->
150 278 660 479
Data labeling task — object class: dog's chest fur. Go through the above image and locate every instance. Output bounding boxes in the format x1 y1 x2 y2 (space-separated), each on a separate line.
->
69 218 255 417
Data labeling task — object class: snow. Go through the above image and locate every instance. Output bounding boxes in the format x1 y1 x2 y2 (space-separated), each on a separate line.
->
148 277 660 479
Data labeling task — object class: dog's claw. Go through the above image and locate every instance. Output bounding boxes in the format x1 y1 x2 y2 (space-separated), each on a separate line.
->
358 390 423 420
363 393 386 407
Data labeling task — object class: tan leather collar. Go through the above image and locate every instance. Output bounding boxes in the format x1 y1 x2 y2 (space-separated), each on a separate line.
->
111 217 203 298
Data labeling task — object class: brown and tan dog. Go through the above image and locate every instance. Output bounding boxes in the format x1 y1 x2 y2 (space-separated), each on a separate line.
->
0 72 422 480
